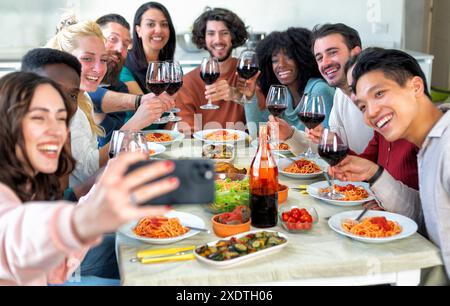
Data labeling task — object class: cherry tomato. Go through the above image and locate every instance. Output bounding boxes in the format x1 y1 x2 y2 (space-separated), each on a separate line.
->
282 212 290 222
303 222 312 230
300 213 313 223
295 222 305 230
291 208 301 215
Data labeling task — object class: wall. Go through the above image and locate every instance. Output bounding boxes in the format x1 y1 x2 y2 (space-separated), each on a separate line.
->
430 0 450 89
0 0 407 60
405 0 432 53
77 0 405 48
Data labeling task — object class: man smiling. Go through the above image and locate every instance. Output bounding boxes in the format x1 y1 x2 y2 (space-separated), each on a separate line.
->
335 48 450 282
172 8 259 135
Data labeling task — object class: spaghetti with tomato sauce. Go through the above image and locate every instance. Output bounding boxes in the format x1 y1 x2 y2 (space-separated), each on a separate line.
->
342 216 402 238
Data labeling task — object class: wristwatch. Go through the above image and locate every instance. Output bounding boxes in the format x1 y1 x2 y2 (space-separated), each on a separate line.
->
365 166 384 186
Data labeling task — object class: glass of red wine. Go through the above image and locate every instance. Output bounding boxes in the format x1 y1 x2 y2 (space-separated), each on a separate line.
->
266 85 288 145
165 60 183 122
318 127 349 200
146 61 170 124
200 57 220 110
298 94 326 159
236 50 259 104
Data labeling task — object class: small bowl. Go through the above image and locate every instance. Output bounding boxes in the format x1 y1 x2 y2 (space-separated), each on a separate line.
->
278 206 319 233
278 184 288 204
212 215 251 238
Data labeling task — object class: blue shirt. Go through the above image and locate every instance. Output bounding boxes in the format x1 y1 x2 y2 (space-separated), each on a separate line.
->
88 82 129 148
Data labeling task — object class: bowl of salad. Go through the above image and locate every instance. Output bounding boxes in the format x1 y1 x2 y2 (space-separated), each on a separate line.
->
209 173 249 214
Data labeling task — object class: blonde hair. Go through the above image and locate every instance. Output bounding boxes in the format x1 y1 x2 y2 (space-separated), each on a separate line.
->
46 15 105 137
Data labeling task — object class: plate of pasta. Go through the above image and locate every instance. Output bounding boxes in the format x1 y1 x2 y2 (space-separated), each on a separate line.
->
143 130 185 146
193 129 249 144
307 181 374 206
277 157 327 179
328 210 418 243
146 142 166 157
118 211 205 244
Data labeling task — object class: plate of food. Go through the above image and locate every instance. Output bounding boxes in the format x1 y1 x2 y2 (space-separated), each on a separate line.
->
143 130 185 146
118 210 205 245
193 129 249 144
277 157 327 179
146 142 166 157
307 181 374 206
251 139 291 154
328 210 418 244
194 230 288 268
202 144 235 163
210 173 249 214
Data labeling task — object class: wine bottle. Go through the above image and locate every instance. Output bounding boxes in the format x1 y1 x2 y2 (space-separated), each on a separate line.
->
249 125 279 228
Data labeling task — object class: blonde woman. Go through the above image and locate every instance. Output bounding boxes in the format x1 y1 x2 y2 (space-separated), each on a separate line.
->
46 17 108 187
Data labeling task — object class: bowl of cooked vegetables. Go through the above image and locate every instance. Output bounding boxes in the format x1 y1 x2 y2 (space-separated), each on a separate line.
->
212 205 251 237
209 173 249 214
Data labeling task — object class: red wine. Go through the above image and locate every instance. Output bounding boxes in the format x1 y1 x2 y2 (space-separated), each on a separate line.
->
267 105 287 117
147 82 169 95
318 145 349 166
237 66 258 80
250 193 278 228
298 112 326 129
200 72 220 85
166 81 183 95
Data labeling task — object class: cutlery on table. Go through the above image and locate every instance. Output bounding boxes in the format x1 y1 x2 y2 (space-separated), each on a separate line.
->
131 246 196 264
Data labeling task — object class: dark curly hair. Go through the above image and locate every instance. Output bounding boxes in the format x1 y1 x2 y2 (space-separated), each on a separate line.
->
311 23 362 53
256 27 322 97
192 7 248 50
0 72 76 202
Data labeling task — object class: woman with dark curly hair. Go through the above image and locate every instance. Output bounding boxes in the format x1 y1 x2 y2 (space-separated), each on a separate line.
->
172 7 260 135
246 27 334 132
0 72 179 285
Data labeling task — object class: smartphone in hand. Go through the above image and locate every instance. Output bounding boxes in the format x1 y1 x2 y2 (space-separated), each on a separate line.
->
126 159 216 205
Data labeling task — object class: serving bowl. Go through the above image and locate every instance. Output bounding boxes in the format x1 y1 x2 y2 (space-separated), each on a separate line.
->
278 184 288 204
278 205 318 233
211 215 251 238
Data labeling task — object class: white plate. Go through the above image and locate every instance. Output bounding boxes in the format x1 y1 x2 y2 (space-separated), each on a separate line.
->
250 139 291 154
328 210 418 244
193 129 249 144
143 130 185 146
307 181 374 206
146 142 166 157
277 157 327 179
194 230 288 268
118 211 205 245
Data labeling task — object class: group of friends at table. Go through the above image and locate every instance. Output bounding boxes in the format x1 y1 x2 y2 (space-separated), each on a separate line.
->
0 1 449 286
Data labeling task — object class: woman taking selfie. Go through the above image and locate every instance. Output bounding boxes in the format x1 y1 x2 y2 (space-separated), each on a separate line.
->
0 72 179 285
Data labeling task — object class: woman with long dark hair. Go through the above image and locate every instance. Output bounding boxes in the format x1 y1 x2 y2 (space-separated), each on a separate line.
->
121 1 176 94
0 72 178 285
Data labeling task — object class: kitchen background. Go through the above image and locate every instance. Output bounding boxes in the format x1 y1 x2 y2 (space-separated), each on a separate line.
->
0 0 449 95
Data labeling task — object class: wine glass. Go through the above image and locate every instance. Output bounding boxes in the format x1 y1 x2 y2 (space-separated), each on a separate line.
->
318 127 349 200
109 130 125 158
146 61 170 124
200 57 220 110
118 131 149 155
236 50 259 104
165 60 183 122
266 85 288 145
298 94 326 159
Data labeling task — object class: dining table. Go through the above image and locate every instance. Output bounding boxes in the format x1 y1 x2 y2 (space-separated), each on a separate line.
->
116 138 443 286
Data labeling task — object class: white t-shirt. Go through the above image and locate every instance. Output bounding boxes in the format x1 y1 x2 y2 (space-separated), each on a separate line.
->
69 94 100 187
329 88 373 154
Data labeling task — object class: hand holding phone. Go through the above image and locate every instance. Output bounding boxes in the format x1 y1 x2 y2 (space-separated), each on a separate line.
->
126 159 216 205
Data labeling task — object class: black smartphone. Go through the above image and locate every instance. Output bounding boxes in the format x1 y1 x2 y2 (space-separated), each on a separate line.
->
126 159 216 205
